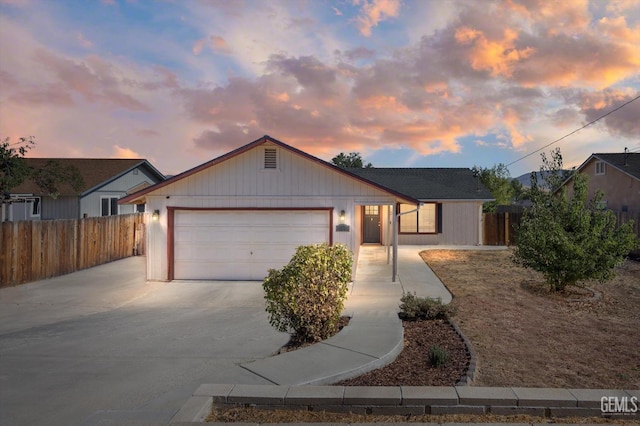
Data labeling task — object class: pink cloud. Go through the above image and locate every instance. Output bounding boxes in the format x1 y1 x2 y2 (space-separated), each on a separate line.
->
192 35 231 56
355 0 401 37
32 49 150 111
76 32 93 48
111 144 143 159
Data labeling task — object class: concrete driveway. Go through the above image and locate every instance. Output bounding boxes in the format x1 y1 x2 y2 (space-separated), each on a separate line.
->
0 257 289 425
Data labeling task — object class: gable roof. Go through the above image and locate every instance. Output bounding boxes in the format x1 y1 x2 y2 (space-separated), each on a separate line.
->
120 135 420 205
9 158 165 197
348 168 494 200
591 152 640 181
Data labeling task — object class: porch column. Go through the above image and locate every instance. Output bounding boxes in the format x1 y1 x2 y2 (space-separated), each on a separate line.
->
392 203 398 282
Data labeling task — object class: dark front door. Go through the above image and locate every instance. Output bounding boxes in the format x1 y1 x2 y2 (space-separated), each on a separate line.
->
363 205 381 244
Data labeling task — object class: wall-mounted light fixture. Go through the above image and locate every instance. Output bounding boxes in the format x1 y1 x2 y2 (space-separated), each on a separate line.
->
339 210 346 223
152 209 160 221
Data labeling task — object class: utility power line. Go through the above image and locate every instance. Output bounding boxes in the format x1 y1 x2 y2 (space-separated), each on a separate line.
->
506 94 640 168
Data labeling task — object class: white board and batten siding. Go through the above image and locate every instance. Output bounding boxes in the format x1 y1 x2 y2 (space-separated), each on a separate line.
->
145 143 397 281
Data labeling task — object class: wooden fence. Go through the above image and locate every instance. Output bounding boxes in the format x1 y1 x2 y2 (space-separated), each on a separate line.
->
483 211 640 246
0 213 145 287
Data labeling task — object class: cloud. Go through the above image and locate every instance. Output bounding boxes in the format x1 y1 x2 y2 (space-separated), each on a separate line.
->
76 32 93 48
32 49 150 111
579 89 640 138
2 0 639 177
192 35 231 56
192 38 206 56
135 129 159 138
112 144 143 158
332 6 343 16
355 0 401 37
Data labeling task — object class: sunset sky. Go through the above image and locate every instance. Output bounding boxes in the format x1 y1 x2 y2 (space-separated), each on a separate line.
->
1 0 639 177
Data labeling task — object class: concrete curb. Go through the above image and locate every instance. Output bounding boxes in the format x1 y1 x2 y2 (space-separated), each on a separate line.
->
170 385 640 423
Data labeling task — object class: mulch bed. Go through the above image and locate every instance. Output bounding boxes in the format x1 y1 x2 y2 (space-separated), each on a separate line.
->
337 318 469 386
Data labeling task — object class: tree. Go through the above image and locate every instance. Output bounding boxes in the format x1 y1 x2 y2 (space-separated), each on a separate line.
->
331 152 372 168
1 136 84 201
31 160 84 199
512 149 638 292
472 163 514 212
1 136 35 197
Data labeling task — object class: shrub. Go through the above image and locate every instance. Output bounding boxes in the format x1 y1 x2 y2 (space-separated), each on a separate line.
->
399 292 455 320
429 345 449 367
263 243 353 343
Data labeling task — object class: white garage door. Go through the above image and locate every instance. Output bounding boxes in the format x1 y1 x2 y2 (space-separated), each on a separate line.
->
174 210 330 280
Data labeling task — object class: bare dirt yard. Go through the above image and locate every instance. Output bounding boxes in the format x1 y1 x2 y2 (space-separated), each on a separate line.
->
421 249 640 389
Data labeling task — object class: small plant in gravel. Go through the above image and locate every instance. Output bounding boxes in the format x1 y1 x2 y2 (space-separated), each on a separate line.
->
263 243 353 344
399 292 455 320
429 345 449 367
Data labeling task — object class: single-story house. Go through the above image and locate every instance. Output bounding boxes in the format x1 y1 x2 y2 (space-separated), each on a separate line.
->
562 152 640 213
3 158 165 221
119 135 493 281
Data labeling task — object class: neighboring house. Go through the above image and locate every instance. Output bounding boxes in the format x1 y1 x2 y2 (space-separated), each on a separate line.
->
562 152 640 213
120 135 493 281
3 158 165 221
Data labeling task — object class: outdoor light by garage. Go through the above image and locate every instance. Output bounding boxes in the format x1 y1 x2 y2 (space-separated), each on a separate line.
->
152 209 160 221
339 210 346 223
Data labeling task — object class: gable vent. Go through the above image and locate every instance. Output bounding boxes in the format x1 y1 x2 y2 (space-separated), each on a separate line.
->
264 148 277 169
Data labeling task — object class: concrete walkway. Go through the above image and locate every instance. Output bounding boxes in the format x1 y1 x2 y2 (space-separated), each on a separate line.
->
240 245 455 385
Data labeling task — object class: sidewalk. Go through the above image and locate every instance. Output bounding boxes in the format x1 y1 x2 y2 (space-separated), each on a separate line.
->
239 245 453 386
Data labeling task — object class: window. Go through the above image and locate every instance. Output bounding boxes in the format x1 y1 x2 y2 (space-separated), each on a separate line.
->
399 203 437 233
31 197 41 217
101 196 119 216
264 148 277 169
595 161 606 175
136 204 145 213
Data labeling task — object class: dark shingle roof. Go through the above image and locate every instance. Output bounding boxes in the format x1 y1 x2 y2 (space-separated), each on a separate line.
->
348 168 494 200
593 153 640 180
9 158 164 196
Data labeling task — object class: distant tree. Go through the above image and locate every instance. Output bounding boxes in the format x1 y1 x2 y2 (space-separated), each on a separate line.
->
1 136 35 197
510 178 529 202
31 160 84 199
472 163 514 212
1 136 84 201
512 149 638 292
331 152 372 168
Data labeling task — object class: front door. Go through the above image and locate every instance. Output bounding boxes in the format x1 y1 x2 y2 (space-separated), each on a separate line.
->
362 205 381 244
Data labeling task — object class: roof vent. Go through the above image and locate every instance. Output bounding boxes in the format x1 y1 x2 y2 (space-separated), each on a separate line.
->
264 148 277 169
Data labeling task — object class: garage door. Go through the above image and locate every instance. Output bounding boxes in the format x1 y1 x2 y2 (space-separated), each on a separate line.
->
173 210 330 280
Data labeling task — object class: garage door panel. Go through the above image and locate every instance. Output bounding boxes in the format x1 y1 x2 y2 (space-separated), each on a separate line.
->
173 210 330 280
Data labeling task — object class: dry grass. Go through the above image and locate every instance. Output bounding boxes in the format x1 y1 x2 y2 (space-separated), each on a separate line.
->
208 406 635 423
420 249 640 389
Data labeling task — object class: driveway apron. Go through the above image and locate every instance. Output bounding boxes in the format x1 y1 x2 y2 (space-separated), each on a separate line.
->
0 257 289 425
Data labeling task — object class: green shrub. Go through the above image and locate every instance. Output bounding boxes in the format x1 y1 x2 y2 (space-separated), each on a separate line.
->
399 292 454 320
429 345 449 367
263 243 353 343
